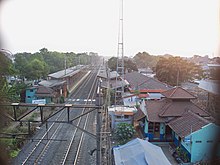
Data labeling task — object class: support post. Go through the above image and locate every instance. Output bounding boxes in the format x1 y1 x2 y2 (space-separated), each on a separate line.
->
67 107 70 123
13 106 17 121
40 106 43 123
28 121 31 135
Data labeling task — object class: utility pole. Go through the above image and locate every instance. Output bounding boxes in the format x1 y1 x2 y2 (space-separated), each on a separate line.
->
64 53 67 75
96 79 103 165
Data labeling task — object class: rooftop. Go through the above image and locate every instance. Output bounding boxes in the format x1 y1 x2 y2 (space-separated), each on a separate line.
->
108 105 137 113
48 65 85 79
161 86 197 99
168 111 211 138
124 72 170 91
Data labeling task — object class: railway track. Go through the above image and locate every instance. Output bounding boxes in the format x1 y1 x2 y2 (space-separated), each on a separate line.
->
15 67 99 164
61 71 98 165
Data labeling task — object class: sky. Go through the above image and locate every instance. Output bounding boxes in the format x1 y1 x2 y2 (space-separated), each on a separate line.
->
0 0 219 57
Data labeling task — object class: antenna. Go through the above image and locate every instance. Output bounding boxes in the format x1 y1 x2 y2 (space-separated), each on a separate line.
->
115 0 125 105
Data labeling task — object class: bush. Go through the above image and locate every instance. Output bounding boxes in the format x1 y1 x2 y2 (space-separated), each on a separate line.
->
115 123 136 145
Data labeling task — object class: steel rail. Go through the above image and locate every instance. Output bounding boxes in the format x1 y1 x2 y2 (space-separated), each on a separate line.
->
20 70 95 164
61 71 98 165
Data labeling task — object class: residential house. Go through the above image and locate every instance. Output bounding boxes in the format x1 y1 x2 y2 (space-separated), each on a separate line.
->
124 71 170 94
168 111 220 163
39 79 67 98
35 86 56 103
25 87 38 103
108 105 137 129
137 86 220 163
140 87 210 141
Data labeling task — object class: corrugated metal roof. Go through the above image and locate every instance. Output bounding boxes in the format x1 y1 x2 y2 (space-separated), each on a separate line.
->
48 65 85 79
199 80 220 95
113 138 171 165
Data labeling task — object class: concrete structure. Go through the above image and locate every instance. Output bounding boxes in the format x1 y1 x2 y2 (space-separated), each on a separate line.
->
108 105 137 129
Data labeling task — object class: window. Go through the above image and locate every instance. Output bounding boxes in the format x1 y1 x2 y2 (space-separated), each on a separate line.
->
154 123 160 132
148 122 153 133
30 89 33 92
207 140 213 143
27 96 31 98
195 141 202 143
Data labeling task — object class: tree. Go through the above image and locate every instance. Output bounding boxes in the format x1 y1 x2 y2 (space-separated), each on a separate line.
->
107 57 138 72
133 52 160 69
26 58 48 80
115 123 136 145
155 56 203 86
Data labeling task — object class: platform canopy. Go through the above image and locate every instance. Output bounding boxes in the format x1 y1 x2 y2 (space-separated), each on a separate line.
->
113 138 171 165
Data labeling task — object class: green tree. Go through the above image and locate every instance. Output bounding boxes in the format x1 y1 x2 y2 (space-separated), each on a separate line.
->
155 56 203 86
115 123 136 145
107 57 138 72
133 52 160 69
26 58 48 80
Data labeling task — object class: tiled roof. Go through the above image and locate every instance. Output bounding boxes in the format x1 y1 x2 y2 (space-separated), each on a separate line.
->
159 100 209 117
161 86 196 99
168 111 211 138
134 108 146 121
124 72 170 91
35 86 55 97
145 100 167 122
145 99 209 122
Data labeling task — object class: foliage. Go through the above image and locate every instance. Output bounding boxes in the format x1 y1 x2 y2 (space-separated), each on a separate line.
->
115 123 136 145
14 48 93 80
155 56 203 86
133 52 160 69
107 57 138 72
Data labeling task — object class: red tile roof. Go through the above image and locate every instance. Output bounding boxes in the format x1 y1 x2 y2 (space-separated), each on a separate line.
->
161 86 196 99
134 108 146 121
168 111 211 138
145 100 168 122
145 99 209 122
159 100 209 117
35 86 55 97
124 72 170 92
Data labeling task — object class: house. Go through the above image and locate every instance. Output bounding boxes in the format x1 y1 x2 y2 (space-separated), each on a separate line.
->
138 67 155 77
168 111 220 163
108 105 137 129
140 87 210 141
199 79 220 123
25 87 38 103
113 138 171 165
137 86 220 163
35 86 56 103
39 79 67 98
124 71 170 94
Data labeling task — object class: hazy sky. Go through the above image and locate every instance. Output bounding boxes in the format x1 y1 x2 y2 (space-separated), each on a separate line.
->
0 0 219 57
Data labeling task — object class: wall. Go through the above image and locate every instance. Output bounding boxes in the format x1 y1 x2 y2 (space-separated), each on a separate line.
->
181 123 220 163
25 88 37 103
